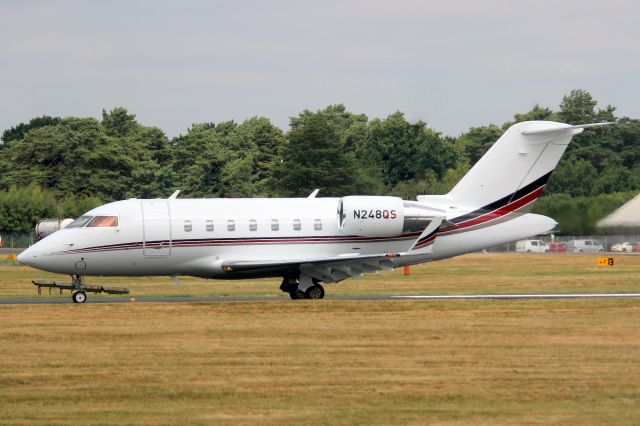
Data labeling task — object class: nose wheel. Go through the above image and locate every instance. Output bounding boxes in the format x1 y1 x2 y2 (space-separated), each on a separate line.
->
72 291 87 304
71 275 87 303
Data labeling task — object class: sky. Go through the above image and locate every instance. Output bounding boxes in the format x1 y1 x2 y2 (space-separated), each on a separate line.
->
1 0 638 138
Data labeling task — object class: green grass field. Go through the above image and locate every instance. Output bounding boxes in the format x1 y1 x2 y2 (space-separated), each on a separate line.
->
1 253 640 424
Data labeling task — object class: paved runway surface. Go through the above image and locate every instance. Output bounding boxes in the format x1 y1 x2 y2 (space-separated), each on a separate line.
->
1 293 640 305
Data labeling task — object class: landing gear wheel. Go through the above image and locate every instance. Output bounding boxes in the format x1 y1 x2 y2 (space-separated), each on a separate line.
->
72 291 87 304
289 288 306 300
305 284 325 300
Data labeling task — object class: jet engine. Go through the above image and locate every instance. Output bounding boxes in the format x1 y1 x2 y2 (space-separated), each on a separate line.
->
338 196 442 237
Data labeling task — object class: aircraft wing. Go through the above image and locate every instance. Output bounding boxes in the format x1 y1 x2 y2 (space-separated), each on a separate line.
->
221 252 402 282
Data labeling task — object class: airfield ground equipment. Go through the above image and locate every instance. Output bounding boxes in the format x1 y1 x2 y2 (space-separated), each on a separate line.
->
33 276 129 303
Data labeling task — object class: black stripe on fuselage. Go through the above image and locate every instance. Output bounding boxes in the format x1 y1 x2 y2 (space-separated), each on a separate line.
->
450 171 552 225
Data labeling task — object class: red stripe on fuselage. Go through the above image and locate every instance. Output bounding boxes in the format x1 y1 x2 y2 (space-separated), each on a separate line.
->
439 185 544 234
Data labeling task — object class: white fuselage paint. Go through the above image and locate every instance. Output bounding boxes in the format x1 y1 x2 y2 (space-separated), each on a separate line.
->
18 197 556 279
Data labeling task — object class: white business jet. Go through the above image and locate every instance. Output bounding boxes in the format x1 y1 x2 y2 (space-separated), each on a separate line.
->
18 121 608 303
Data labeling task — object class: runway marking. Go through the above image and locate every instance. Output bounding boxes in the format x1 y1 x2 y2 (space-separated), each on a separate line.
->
393 293 640 300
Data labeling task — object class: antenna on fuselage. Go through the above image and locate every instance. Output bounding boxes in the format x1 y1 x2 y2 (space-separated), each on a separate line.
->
169 190 181 200
307 189 320 198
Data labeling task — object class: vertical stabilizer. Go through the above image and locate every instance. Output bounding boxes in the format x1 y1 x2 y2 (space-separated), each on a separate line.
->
445 121 588 210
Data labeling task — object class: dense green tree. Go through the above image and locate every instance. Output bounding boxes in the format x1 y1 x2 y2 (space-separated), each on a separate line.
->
558 89 597 124
0 117 121 198
59 195 104 218
533 192 632 235
226 117 286 194
1 89 640 235
272 112 360 197
512 105 554 124
389 164 470 200
362 112 456 188
101 107 138 137
0 186 57 233
1 115 61 146
545 159 598 197
456 124 502 166
172 117 285 197
290 104 368 141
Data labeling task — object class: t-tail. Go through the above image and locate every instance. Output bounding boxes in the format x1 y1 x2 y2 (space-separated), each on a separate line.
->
418 121 611 230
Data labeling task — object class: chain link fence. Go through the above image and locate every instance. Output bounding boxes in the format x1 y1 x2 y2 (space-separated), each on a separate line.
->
0 233 34 249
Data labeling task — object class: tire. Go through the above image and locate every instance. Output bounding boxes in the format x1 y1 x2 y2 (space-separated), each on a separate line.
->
72 291 87 304
305 285 325 300
289 288 306 300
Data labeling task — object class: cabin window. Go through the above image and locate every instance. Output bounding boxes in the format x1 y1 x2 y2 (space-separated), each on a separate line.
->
271 219 279 231
206 220 214 232
227 220 235 231
249 219 257 231
293 219 301 231
314 219 322 231
184 220 192 232
86 216 119 228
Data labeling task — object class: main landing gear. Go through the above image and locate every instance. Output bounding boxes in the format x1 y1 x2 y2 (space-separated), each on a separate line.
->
280 275 325 300
289 284 324 300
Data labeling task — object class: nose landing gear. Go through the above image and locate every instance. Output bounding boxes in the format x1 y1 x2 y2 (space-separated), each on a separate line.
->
71 275 87 304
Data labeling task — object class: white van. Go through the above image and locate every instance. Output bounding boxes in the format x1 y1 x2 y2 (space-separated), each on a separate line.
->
567 239 605 253
515 239 548 253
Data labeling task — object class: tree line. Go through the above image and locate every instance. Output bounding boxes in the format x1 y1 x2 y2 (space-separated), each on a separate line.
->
1 89 639 235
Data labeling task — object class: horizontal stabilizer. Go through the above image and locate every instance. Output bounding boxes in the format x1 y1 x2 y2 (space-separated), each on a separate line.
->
522 122 614 136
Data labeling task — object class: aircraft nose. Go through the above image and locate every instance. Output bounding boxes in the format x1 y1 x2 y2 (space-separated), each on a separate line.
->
17 246 36 266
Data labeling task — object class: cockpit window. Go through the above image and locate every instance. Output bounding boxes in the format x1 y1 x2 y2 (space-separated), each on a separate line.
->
86 216 119 227
67 216 93 228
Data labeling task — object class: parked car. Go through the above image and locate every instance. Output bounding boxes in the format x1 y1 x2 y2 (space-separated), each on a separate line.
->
515 239 549 253
548 242 568 252
567 239 605 253
610 242 640 252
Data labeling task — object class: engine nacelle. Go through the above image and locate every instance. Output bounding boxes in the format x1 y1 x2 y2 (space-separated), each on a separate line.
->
339 196 405 237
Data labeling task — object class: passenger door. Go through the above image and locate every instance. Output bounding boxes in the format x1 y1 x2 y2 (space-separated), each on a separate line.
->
141 200 172 256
